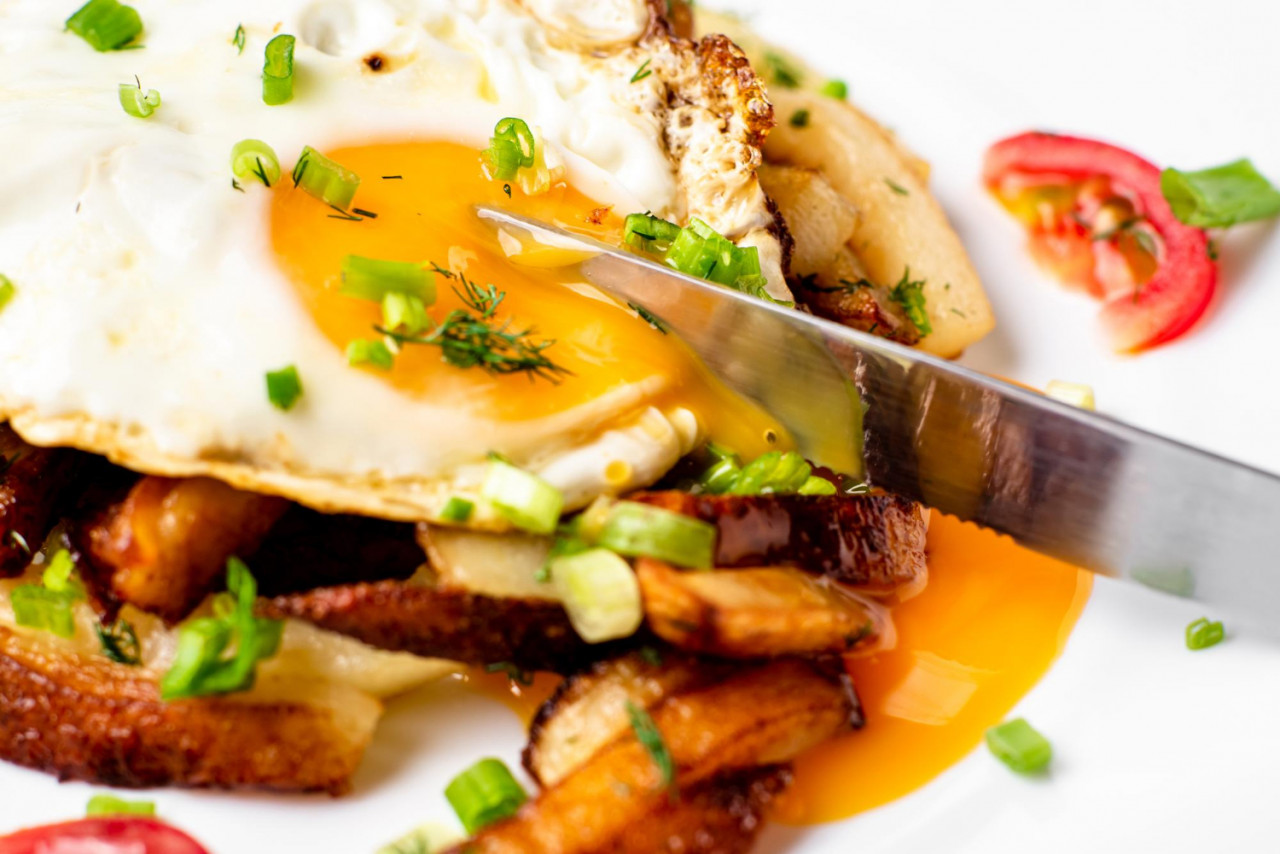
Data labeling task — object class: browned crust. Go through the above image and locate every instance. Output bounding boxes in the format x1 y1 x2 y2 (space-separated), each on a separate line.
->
630 491 927 590
0 627 367 793
0 426 87 576
795 275 922 345
262 580 620 673
693 33 774 150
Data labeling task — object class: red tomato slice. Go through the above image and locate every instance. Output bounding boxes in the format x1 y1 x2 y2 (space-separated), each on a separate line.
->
984 132 1217 352
0 817 210 854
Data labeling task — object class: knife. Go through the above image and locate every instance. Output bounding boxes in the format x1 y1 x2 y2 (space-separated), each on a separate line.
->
478 206 1280 632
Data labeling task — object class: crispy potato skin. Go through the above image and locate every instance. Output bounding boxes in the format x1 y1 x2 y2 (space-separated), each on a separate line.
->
77 476 288 623
0 426 86 576
0 627 367 793
451 659 856 854
631 491 927 590
263 581 617 673
636 560 880 658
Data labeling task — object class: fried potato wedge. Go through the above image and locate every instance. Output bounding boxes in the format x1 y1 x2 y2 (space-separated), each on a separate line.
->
78 476 288 622
765 88 995 357
453 659 858 853
636 560 882 658
632 491 927 590
757 165 859 279
263 580 607 673
419 525 557 601
0 625 377 793
0 425 87 575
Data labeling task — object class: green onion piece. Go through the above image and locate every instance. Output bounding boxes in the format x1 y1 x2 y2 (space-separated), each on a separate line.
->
444 758 527 835
292 145 361 210
86 794 155 817
230 139 282 188
798 475 837 496
1161 158 1280 228
888 267 931 336
985 717 1052 774
625 701 676 792
346 339 395 371
382 291 431 334
0 275 14 314
552 548 644 643
494 118 536 167
597 501 716 569
338 255 434 304
573 495 616 543
820 79 848 99
41 549 78 593
481 460 564 535
440 496 475 523
262 34 296 105
11 585 79 639
66 0 142 51
623 213 681 253
1186 617 1225 650
118 82 161 118
376 825 461 854
484 118 535 181
726 450 812 495
159 558 283 700
699 457 741 494
704 442 738 462
265 365 303 411
763 51 802 89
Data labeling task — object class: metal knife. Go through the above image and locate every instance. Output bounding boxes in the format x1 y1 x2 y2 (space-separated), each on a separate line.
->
478 206 1280 632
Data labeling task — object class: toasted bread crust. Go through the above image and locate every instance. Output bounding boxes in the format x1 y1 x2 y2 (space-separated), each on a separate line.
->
0 627 369 793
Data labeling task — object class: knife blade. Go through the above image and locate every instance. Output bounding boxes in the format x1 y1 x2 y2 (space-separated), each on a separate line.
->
478 206 1280 632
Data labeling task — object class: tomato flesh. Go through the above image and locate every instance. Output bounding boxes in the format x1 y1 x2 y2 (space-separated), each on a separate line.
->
0 817 210 854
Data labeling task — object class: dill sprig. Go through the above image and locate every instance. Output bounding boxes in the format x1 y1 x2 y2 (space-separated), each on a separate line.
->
378 265 571 383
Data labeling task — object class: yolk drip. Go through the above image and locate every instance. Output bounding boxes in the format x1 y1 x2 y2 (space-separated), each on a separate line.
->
772 510 1092 824
269 140 782 457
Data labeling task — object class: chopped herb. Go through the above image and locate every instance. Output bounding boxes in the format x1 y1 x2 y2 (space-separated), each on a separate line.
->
382 174 403 180
819 79 848 99
801 276 872 294
630 59 653 83
231 178 244 192
440 496 475 523
888 267 931 335
950 308 967 317
628 302 668 334
346 338 395 371
233 23 245 54
86 794 154 817
1161 158 1280 228
352 207 378 219
789 109 810 129
0 274 15 314
502 183 512 198
327 205 364 222
265 365 303 411
485 661 534 687
626 700 676 796
1186 617 1225 650
885 177 909 196
66 0 143 51
763 51 802 89
96 618 141 665
985 718 1052 774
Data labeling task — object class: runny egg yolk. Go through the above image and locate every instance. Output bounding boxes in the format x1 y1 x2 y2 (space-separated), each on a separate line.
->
270 140 783 457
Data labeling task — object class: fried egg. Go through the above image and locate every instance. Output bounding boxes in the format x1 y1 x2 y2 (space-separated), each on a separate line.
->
0 0 787 523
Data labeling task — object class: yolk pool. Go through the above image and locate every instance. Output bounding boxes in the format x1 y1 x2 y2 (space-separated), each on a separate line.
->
270 140 783 457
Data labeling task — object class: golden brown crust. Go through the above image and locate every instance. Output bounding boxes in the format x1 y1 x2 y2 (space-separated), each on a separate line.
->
0 627 370 793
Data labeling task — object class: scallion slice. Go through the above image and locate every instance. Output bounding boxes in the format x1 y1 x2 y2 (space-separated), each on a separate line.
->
481 459 564 535
728 450 812 495
381 291 431 333
444 758 527 834
799 475 837 495
86 794 155 817
66 0 142 52
230 139 281 188
597 501 716 569
484 117 535 181
623 213 681 253
440 497 475 523
1186 617 1225 650
337 255 434 304
985 718 1052 774
11 585 79 639
346 338 395 371
292 146 361 209
820 79 849 99
265 365 303 411
262 34 296 105
42 549 81 594
0 275 14 313
118 82 161 118
552 548 644 643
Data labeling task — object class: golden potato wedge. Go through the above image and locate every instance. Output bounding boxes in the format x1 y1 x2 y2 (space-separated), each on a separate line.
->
450 659 858 853
757 165 859 278
636 560 882 658
765 88 994 356
419 524 558 601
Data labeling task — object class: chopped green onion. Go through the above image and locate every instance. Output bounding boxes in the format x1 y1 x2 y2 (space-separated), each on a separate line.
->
382 291 431 334
698 457 741 494
1161 158 1280 228
66 0 142 52
233 24 246 54
597 501 716 569
789 109 810 129
885 178 910 196
722 450 813 496
481 459 564 535
11 585 79 639
346 338 395 371
230 139 281 188
292 145 361 210
552 548 644 643
95 618 141 665
265 365 303 411
262 34 296 105
42 549 82 595
630 215 771 299
338 255 434 304
1045 380 1096 411
625 700 676 793
159 558 283 700
444 758 527 834
763 51 802 89
118 82 160 118
888 267 931 335
440 496 475 523
798 475 837 496
376 825 461 854
630 59 653 83
484 118 535 181
820 79 848 99
985 718 1052 774
86 794 155 817
1186 617 1225 650
623 213 681 254
0 275 14 314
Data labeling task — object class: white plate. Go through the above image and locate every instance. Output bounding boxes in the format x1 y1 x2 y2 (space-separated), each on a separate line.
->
5 1 1280 851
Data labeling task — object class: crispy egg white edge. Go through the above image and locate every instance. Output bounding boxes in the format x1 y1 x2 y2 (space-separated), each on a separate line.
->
0 0 778 522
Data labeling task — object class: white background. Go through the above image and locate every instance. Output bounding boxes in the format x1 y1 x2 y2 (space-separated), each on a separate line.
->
4 1 1280 852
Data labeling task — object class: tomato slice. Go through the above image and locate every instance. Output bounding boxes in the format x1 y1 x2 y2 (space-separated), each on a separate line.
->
984 132 1217 352
0 817 210 854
